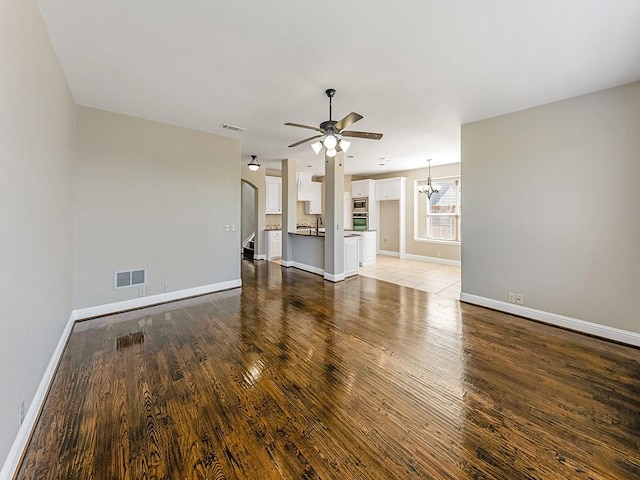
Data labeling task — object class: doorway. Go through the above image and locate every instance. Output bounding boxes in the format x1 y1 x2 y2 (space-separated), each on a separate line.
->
241 180 258 259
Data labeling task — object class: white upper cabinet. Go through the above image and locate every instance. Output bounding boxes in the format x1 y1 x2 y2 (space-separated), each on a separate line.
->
265 176 282 214
304 181 322 215
297 171 313 201
375 177 404 201
351 179 375 198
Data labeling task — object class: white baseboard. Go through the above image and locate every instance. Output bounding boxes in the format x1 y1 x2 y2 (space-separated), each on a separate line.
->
0 313 76 480
254 254 266 260
280 259 293 267
460 293 640 347
404 253 461 267
285 261 347 282
379 250 399 257
73 279 242 321
324 271 346 282
290 261 324 276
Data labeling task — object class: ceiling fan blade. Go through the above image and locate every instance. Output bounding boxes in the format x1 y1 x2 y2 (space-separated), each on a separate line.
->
288 134 323 148
284 122 323 133
334 112 363 132
341 130 383 140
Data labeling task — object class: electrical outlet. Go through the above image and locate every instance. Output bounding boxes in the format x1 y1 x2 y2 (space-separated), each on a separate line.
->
164 282 170 293
146 286 152 295
138 287 146 297
18 401 24 427
508 292 516 303
224 225 230 232
230 224 236 232
516 293 525 305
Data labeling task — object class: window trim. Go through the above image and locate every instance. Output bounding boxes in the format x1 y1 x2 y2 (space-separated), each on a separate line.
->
413 176 461 243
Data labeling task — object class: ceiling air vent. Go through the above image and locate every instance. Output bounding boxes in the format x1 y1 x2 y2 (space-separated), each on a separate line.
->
114 269 146 289
220 123 246 132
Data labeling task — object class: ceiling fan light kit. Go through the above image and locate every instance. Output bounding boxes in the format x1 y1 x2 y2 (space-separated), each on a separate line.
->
323 134 337 149
285 89 383 157
338 139 351 152
311 141 323 155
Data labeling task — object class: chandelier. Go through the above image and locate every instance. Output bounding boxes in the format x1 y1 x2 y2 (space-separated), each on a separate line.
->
417 159 440 199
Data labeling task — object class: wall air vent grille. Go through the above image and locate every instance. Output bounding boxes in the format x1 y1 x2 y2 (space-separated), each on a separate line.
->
131 269 145 285
116 271 130 288
220 123 246 132
114 269 146 289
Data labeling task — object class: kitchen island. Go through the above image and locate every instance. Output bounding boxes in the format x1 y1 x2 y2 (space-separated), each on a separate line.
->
288 230 360 278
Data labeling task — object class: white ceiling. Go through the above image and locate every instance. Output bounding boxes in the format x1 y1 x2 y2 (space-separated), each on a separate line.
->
36 0 640 176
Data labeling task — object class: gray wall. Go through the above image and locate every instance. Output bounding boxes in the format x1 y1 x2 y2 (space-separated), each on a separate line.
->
74 107 241 309
0 0 75 464
462 82 640 333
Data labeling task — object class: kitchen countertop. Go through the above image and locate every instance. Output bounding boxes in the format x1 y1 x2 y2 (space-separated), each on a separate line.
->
291 229 360 238
291 230 324 237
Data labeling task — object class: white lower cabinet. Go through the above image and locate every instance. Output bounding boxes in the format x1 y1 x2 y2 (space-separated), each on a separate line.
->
344 236 359 277
265 230 282 260
358 231 377 266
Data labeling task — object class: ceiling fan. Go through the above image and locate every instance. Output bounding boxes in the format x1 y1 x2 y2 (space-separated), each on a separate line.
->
285 88 383 157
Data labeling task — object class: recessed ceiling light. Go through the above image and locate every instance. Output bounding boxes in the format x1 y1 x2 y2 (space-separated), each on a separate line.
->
307 165 312 168
347 155 354 158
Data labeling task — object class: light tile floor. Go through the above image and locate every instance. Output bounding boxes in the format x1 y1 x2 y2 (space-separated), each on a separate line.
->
266 255 461 300
358 255 461 300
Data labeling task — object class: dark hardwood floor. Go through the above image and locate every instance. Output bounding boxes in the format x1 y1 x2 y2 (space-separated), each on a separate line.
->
17 260 640 479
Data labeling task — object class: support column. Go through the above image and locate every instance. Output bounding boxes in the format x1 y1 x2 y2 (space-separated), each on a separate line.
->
281 158 297 267
398 177 407 259
324 151 345 282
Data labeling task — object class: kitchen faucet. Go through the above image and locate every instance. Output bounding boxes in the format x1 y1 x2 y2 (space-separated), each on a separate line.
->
316 216 323 235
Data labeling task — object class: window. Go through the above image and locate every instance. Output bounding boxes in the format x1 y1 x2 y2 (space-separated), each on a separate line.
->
415 177 461 242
